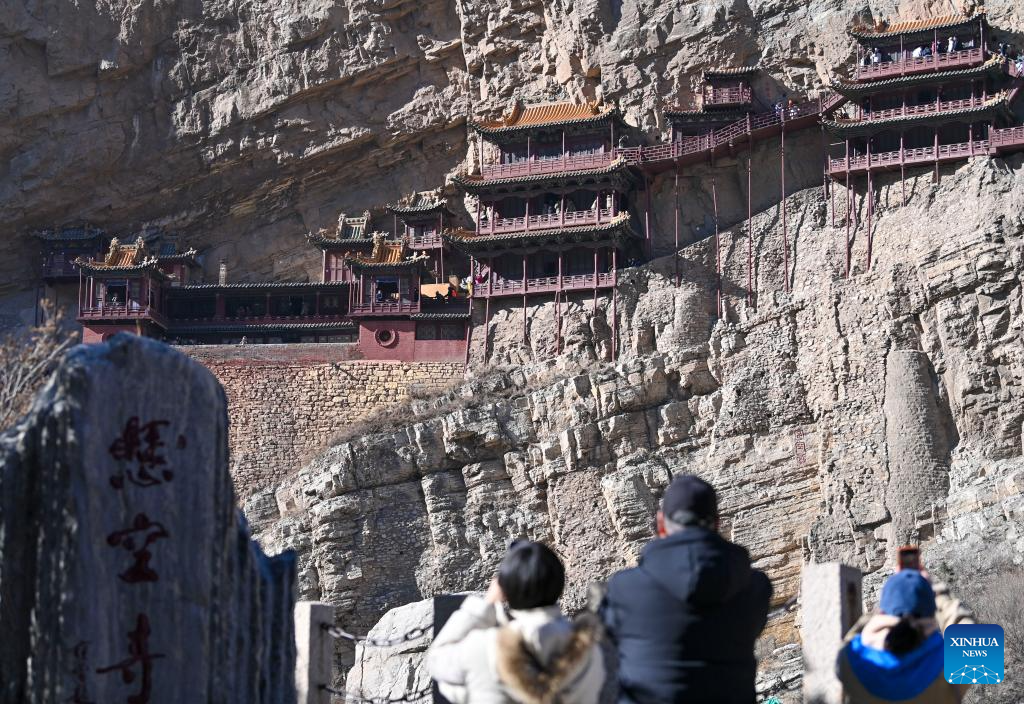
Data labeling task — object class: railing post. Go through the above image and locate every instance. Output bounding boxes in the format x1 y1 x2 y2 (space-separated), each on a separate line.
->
801 563 863 704
295 601 333 704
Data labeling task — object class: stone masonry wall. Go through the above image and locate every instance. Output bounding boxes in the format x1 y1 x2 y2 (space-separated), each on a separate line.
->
181 345 463 498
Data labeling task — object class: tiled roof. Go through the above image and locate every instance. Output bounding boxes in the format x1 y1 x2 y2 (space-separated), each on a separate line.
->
823 94 1009 136
168 322 357 334
453 158 633 193
704 66 759 79
470 100 620 134
849 10 983 40
76 236 165 275
443 214 639 251
409 312 471 321
664 107 749 120
830 56 1006 97
387 190 451 216
344 234 430 269
175 281 350 291
31 225 105 242
307 211 374 245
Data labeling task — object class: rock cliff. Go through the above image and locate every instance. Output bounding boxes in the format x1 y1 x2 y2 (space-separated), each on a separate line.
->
251 156 1024 696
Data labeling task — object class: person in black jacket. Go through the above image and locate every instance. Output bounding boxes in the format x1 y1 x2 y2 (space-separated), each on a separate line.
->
600 474 772 704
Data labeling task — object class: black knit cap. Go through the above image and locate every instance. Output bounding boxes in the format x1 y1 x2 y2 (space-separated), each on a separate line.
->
662 474 718 527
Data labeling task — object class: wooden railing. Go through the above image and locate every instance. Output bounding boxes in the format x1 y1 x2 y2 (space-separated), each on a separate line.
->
408 233 443 248
349 300 420 315
42 263 79 278
617 97 830 166
855 96 987 122
854 48 984 81
480 152 615 180
827 139 991 174
703 85 752 107
990 126 1024 150
169 313 349 325
478 272 615 297
479 208 615 234
80 304 168 327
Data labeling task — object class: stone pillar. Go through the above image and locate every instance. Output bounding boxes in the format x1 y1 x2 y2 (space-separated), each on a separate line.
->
295 602 334 704
801 562 863 704
883 350 950 547
0 334 297 704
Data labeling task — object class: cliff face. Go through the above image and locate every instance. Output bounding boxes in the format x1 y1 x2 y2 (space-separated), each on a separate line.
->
250 156 1024 696
5 0 1020 298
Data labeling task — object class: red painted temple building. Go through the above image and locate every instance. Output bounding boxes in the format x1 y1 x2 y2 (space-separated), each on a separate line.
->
33 225 108 323
450 100 643 356
666 67 758 141
824 9 1024 273
60 14 1024 361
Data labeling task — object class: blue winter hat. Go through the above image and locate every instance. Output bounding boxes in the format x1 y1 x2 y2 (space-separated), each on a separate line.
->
879 570 936 618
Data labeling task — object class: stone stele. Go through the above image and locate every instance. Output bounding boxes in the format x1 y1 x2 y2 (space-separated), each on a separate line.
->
0 334 297 704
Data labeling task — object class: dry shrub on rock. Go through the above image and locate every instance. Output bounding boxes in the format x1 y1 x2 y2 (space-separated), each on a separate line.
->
0 304 75 431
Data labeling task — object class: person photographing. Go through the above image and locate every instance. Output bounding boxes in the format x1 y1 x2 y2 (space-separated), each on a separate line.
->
837 548 975 703
427 541 604 704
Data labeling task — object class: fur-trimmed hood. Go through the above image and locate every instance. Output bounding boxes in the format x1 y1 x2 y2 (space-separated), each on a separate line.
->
494 611 603 704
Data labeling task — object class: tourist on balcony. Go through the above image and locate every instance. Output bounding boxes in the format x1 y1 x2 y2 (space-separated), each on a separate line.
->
427 541 605 704
599 474 772 704
871 47 882 64
837 569 974 703
947 35 959 54
912 45 923 59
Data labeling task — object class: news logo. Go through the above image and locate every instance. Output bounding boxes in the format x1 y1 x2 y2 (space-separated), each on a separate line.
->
945 624 1004 684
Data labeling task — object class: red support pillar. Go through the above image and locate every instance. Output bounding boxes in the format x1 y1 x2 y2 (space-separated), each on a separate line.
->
522 255 528 352
780 122 789 293
593 249 599 313
866 169 874 272
900 131 907 206
845 172 851 279
476 198 482 236
611 247 618 363
673 169 680 287
712 176 721 317
644 176 652 258
747 158 754 306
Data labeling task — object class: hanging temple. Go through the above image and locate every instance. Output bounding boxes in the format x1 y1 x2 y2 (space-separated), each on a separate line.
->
32 10 1024 363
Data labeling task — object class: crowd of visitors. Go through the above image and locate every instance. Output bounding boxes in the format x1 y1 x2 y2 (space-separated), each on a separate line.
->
426 475 975 704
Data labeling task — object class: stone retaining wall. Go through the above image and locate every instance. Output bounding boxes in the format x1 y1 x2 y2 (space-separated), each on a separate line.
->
180 344 463 498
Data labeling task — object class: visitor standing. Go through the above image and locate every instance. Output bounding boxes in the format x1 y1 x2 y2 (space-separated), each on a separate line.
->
600 474 772 704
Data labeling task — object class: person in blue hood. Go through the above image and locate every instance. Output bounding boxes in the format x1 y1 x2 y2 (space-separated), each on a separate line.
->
838 569 974 703
599 474 772 703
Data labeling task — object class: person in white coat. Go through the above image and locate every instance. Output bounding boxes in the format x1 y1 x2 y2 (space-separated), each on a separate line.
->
427 541 605 704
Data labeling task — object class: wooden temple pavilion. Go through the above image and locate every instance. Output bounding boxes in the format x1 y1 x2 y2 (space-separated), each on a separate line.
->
451 99 643 357
387 190 460 281
666 67 759 141
825 9 1024 274
32 224 108 324
76 237 194 342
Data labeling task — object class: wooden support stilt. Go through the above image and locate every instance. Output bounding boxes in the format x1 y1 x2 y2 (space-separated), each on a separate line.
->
712 176 721 318
644 176 652 259
611 247 617 363
845 172 851 279
866 170 874 272
554 290 561 356
781 123 789 293
522 255 528 352
900 132 907 206
483 296 491 361
464 256 475 366
673 169 680 288
747 158 754 307
593 249 599 313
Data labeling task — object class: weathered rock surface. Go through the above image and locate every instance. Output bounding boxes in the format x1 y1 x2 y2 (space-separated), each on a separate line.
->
254 156 1024 697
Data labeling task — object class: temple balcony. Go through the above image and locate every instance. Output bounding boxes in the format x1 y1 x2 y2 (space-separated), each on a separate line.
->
479 207 616 235
990 125 1024 152
827 138 990 176
853 48 984 81
703 85 752 108
79 303 168 328
166 313 350 327
474 272 615 298
479 152 616 180
348 299 420 316
860 95 989 122
42 261 81 280
407 233 443 248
